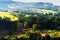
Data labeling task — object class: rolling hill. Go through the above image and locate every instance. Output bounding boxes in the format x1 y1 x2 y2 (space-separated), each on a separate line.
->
0 12 18 21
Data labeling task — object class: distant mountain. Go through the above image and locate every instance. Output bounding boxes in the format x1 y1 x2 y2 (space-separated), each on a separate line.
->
0 1 60 11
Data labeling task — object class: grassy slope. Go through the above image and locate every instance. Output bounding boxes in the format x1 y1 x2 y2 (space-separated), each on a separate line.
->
0 12 18 21
31 9 57 14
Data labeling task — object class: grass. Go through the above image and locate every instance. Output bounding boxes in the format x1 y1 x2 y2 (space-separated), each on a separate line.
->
31 9 57 14
0 12 18 21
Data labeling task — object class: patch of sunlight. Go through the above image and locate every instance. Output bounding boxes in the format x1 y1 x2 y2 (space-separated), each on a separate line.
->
41 33 46 37
25 14 31 17
57 32 60 37
31 9 57 14
17 34 29 38
0 12 18 21
49 33 55 38
42 10 57 14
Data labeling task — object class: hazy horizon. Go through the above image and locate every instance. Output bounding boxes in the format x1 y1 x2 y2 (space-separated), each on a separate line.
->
0 0 60 6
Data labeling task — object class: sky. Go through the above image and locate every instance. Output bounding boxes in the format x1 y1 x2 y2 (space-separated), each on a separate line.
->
0 0 60 6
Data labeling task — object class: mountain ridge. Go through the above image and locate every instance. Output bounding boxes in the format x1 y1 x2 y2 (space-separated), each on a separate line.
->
0 1 60 12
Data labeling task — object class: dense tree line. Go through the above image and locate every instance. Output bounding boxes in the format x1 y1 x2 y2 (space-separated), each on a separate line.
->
0 17 17 35
0 11 60 35
16 12 60 30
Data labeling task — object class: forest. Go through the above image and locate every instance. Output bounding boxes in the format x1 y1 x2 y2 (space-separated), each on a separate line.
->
0 9 60 40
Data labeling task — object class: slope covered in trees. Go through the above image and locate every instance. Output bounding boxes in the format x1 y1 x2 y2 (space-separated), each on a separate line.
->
0 9 59 40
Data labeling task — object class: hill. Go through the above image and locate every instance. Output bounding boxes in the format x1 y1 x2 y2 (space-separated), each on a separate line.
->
0 1 60 12
0 12 18 21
